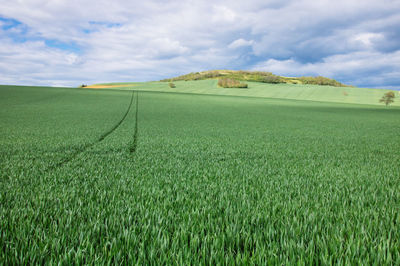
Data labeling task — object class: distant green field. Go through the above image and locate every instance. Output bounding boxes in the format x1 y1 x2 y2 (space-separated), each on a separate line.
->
90 80 400 106
1 85 399 264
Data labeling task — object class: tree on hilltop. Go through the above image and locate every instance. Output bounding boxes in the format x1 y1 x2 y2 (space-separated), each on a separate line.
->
379 91 395 106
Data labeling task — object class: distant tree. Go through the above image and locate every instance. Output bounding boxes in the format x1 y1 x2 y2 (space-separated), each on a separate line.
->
379 91 395 106
169 82 176 88
80 84 87 88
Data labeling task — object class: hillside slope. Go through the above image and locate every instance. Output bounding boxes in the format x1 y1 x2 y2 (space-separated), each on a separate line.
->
87 80 400 107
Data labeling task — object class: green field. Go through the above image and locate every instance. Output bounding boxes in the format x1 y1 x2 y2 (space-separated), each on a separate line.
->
1 84 399 264
90 80 400 107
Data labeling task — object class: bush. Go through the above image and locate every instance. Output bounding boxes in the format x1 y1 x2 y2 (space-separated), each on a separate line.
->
218 78 248 88
235 71 283 84
169 82 176 88
203 71 223 79
298 76 344 86
260 74 281 84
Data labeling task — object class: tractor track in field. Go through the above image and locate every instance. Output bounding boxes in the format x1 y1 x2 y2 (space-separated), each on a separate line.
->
44 90 136 172
98 90 135 141
130 91 139 153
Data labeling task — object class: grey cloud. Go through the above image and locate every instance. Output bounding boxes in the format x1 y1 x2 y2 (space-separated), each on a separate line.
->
253 50 400 88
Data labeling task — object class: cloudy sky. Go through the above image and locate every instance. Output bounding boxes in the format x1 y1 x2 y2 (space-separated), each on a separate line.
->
0 0 399 88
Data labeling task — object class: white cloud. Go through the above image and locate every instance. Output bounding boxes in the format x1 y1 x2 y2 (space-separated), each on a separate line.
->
352 33 384 48
228 38 254 49
212 5 237 23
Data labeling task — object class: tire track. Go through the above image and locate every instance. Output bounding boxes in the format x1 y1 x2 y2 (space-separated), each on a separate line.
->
98 91 135 141
130 91 139 153
44 90 135 172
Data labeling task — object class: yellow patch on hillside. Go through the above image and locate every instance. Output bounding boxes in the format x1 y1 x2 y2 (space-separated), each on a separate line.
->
85 84 136 89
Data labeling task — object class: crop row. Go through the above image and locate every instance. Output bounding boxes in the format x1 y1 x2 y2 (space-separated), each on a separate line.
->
1 88 399 264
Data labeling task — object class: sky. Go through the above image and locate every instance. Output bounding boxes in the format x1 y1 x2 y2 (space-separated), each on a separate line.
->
0 0 399 88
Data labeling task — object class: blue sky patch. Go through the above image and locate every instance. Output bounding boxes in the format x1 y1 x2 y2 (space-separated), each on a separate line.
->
0 17 22 30
1 16 81 53
44 40 81 53
88 21 122 28
82 21 122 34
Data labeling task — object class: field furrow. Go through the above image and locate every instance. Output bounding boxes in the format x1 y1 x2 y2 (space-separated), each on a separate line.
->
130 91 139 153
44 90 135 171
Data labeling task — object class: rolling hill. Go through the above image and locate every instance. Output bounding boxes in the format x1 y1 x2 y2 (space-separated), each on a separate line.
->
86 71 399 107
